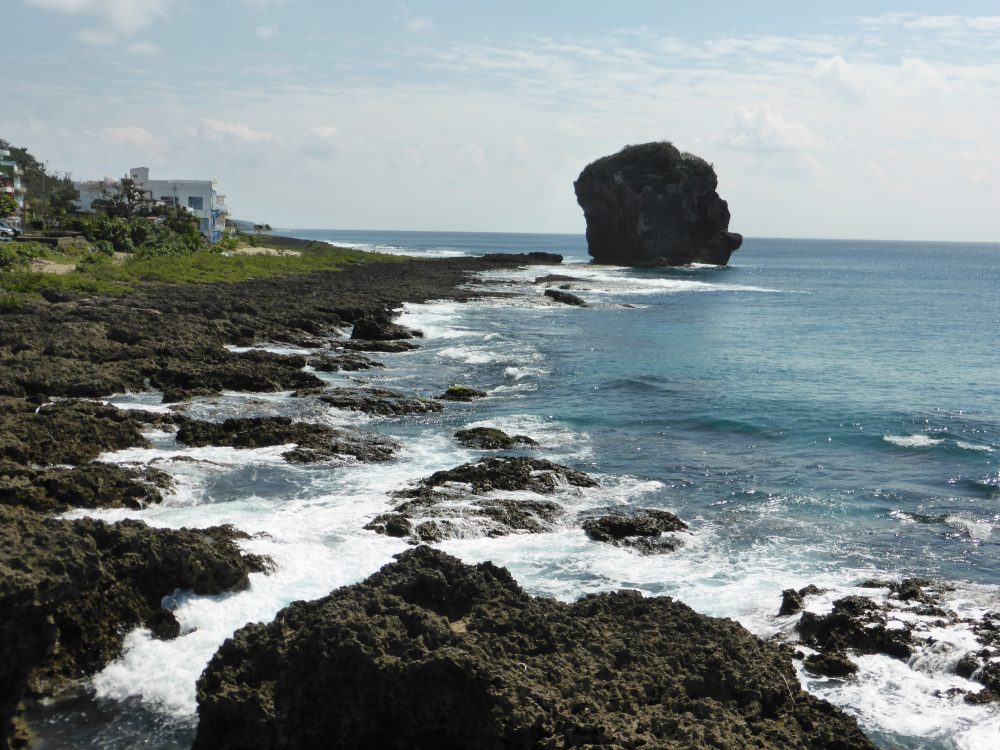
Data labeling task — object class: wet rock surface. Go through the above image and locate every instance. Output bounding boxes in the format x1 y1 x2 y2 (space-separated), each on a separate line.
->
151 350 324 403
319 387 443 416
453 426 538 450
582 508 688 554
778 578 1000 703
0 462 173 512
574 142 743 266
0 505 269 749
397 456 597 497
193 547 876 750
305 351 383 372
350 316 423 341
0 398 159 466
436 385 488 402
366 457 597 543
544 288 587 306
175 416 399 463
339 339 421 353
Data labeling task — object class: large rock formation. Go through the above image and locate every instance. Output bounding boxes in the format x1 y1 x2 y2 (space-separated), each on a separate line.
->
194 547 876 750
574 142 743 266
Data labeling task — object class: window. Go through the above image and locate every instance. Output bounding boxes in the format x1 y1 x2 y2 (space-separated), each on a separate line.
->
187 196 204 210
199 218 209 231
160 196 175 206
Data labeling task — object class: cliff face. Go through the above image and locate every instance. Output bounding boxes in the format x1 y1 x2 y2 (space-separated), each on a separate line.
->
194 547 876 750
574 142 743 266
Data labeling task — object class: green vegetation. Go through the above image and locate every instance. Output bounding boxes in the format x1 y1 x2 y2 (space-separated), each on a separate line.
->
0 242 46 271
0 138 411 307
0 193 17 217
71 209 204 257
0 137 79 227
0 239 408 307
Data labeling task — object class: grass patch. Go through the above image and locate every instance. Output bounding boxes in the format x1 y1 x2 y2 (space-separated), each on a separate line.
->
0 239 410 304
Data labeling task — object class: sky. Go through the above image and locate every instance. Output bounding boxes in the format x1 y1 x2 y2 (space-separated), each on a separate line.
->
4 0 1000 240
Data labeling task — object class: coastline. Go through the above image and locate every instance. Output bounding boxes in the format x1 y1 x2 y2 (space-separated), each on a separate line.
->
2 241 875 747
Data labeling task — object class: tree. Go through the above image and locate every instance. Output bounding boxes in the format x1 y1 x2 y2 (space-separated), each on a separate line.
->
90 177 151 218
0 138 79 225
0 193 17 218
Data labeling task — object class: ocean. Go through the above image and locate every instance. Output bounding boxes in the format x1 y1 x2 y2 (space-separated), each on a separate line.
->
37 231 1000 749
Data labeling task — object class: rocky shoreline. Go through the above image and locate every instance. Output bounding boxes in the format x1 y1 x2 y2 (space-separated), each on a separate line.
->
0 245 875 748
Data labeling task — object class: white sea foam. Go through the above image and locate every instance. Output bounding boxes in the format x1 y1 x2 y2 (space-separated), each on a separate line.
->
956 440 994 453
472 265 785 296
503 366 550 381
946 515 994 541
463 414 592 459
225 344 317 356
438 345 541 366
883 434 945 448
98 393 173 413
396 301 478 339
323 240 471 259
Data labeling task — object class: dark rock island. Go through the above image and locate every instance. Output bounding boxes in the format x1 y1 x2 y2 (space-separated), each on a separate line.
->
574 142 743 266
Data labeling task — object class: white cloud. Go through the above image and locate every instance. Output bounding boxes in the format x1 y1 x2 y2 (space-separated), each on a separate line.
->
862 13 1000 33
28 0 174 34
460 144 487 169
898 57 947 94
198 118 278 143
76 28 116 46
815 56 947 102
815 56 867 100
306 126 340 139
405 16 433 34
126 41 162 55
98 126 164 151
716 106 820 151
255 25 277 40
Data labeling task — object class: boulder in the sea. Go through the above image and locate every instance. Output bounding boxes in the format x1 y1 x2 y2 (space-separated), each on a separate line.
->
796 595 913 660
803 651 858 678
366 457 596 543
544 289 587 306
436 385 488 402
574 141 742 266
453 427 538 450
778 584 825 617
319 387 442 416
582 508 688 554
306 351 383 372
192 547 878 750
350 317 423 342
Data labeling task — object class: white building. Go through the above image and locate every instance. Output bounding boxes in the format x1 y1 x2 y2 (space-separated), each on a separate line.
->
74 167 229 242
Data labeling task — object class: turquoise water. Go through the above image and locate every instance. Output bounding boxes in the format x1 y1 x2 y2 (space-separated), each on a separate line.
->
35 231 1000 748
302 230 1000 586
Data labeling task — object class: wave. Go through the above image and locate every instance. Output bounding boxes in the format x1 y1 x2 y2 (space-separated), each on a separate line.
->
884 433 995 453
884 434 945 448
475 265 787 296
322 240 471 259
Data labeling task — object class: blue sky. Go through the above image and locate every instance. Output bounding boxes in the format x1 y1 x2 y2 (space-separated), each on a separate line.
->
6 1 1000 240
